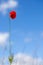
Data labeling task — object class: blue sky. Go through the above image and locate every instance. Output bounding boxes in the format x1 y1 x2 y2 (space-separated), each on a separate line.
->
0 0 43 64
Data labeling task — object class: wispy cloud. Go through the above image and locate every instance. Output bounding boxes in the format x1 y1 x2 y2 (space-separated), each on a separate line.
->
0 32 9 46
24 37 32 43
40 32 43 37
0 0 18 14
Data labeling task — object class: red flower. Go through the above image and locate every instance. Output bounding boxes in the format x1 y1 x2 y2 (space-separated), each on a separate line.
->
9 11 16 19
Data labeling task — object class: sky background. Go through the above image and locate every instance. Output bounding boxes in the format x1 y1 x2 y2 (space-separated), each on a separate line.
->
0 0 43 65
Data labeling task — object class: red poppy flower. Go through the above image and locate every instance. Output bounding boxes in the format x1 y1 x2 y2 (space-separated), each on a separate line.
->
9 11 16 19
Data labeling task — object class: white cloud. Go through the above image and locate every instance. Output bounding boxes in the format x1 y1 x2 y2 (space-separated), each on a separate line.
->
0 53 43 65
11 53 43 65
0 0 18 14
24 37 32 43
0 32 9 45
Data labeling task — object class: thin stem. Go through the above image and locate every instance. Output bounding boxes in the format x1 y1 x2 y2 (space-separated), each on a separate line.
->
9 16 11 56
10 63 11 65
